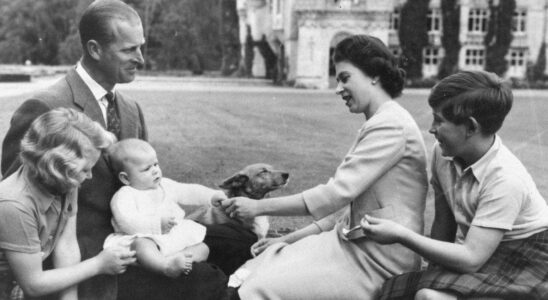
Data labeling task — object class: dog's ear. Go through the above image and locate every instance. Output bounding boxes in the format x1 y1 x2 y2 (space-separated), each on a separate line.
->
219 173 249 189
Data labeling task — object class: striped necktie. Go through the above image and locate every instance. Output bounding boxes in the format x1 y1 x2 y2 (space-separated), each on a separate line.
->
105 91 121 138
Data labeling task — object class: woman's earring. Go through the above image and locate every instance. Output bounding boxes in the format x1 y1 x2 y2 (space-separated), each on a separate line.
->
371 79 377 85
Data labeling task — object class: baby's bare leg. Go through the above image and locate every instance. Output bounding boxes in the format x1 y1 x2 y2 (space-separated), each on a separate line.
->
132 237 190 278
182 242 209 262
161 243 210 276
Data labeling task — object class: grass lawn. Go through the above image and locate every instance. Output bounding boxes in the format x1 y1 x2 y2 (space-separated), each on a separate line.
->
1 79 548 235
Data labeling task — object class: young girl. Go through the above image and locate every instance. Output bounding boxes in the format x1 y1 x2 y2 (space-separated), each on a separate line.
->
104 139 226 277
362 71 548 300
0 108 135 299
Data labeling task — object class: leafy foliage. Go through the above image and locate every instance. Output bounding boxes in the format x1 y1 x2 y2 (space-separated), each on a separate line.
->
0 0 231 71
0 0 84 64
438 0 460 79
528 42 546 81
398 0 429 79
484 0 515 76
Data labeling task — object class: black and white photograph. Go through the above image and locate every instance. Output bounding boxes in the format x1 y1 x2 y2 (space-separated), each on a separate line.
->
0 0 547 299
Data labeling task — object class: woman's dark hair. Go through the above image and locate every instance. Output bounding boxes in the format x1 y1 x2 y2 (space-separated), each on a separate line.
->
332 34 406 98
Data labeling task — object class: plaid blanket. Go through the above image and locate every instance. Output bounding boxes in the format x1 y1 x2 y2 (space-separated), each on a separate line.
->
379 230 548 300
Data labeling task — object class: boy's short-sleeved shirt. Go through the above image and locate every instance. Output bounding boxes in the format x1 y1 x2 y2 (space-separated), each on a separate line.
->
0 167 76 272
431 136 548 243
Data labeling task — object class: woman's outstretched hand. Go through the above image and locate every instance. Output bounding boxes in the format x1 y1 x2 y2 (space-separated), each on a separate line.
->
217 197 259 220
360 215 406 245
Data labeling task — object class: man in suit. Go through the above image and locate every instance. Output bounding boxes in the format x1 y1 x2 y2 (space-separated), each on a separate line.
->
1 1 226 299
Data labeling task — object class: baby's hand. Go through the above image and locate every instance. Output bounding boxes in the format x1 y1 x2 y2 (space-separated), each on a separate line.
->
211 191 227 207
161 216 177 234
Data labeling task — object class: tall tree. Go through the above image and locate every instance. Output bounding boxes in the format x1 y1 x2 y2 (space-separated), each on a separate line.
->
0 0 81 64
438 0 460 79
140 0 222 72
530 42 547 81
398 0 429 79
484 0 515 76
219 0 240 75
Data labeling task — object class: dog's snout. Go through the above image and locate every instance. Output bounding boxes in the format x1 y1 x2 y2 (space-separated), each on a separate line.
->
282 173 289 180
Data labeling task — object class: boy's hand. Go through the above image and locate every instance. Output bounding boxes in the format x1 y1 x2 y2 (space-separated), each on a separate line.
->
360 215 406 245
161 216 177 234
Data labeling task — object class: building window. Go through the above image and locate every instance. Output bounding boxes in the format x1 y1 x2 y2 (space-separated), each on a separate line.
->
512 9 526 33
509 49 526 67
468 9 488 33
507 48 527 77
427 8 442 32
423 47 440 66
389 7 400 31
465 48 485 67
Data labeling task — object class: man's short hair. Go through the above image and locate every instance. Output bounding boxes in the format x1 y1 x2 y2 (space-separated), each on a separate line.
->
79 0 141 49
428 70 513 135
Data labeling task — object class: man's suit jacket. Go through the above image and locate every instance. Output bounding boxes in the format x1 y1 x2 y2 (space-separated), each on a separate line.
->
1 68 148 300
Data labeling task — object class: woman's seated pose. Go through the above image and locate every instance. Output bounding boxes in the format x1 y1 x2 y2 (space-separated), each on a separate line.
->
218 34 429 300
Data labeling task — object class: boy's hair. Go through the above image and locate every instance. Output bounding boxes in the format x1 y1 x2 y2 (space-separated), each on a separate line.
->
107 138 154 175
428 70 513 135
20 108 115 193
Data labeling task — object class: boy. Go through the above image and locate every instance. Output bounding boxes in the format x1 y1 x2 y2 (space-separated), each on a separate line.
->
104 139 226 277
361 71 548 299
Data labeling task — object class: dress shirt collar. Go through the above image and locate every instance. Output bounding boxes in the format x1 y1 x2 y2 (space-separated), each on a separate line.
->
446 135 501 183
75 61 115 99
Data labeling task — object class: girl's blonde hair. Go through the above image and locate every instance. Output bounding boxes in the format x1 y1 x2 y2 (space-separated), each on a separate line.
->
20 108 116 193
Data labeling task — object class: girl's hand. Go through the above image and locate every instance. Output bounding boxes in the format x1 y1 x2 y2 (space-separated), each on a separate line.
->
250 237 284 257
219 197 259 219
161 216 177 234
361 215 406 245
97 247 136 275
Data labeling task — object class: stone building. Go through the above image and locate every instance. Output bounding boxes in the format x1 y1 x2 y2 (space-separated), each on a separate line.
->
237 0 548 89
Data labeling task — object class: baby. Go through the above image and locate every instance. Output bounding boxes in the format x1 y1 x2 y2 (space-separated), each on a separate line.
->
103 139 226 277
